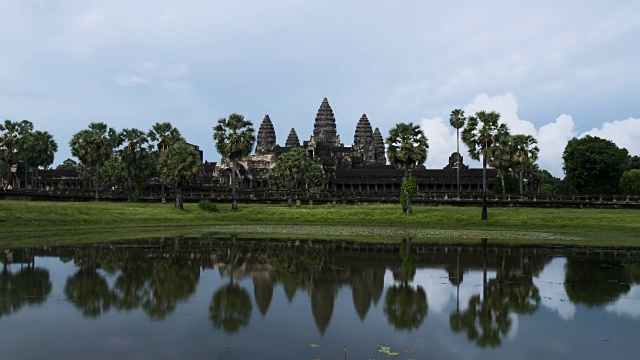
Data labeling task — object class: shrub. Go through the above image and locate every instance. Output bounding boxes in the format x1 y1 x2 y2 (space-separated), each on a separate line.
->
198 200 218 212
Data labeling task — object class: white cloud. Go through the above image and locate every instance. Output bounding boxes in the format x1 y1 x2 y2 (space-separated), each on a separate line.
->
605 286 640 319
114 74 147 87
534 258 576 320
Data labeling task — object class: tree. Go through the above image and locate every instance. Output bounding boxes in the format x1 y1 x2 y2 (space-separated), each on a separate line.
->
562 135 629 194
0 120 33 188
23 130 58 190
213 114 256 210
56 158 78 171
149 122 182 203
268 148 321 204
511 134 539 194
385 122 429 214
487 133 513 195
69 123 120 200
461 111 509 220
158 139 203 210
629 155 640 170
449 109 466 194
620 169 640 194
118 128 151 202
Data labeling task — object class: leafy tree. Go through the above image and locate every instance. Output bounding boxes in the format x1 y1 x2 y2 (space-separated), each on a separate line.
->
56 158 78 171
213 113 256 210
449 109 466 194
384 284 427 331
630 155 640 170
511 134 539 194
118 128 152 202
400 173 417 213
210 284 253 334
69 123 120 200
148 122 182 203
563 135 629 194
620 169 640 194
158 139 203 210
100 154 125 191
0 266 52 318
564 258 634 307
385 122 429 178
269 148 324 203
461 111 509 220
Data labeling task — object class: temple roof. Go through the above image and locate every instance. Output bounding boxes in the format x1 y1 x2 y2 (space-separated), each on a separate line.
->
313 98 339 146
354 114 373 146
256 115 276 154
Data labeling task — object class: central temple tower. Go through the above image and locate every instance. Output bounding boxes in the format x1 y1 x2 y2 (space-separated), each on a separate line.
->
312 98 340 147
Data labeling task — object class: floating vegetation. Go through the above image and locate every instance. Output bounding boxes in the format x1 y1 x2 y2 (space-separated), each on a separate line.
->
310 344 321 348
378 345 400 357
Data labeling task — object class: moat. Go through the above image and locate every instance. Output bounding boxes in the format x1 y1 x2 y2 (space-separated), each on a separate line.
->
1 239 639 359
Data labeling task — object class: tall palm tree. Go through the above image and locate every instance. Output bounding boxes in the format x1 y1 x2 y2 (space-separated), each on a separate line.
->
0 120 33 188
511 134 539 194
119 128 150 202
157 139 203 210
24 130 58 190
213 114 256 210
487 133 513 195
70 123 120 201
461 111 509 220
449 109 466 195
149 122 182 203
386 122 429 214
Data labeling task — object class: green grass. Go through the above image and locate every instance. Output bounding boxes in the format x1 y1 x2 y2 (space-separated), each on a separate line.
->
0 200 639 247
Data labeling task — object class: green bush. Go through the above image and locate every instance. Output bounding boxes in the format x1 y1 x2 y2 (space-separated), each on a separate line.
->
198 200 218 212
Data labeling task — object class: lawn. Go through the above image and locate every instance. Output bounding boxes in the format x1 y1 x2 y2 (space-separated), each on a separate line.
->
1 200 638 247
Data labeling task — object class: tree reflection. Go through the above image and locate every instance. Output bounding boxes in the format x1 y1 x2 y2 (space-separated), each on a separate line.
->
384 238 428 331
64 267 114 318
210 283 253 334
565 258 636 307
450 244 546 348
0 265 52 318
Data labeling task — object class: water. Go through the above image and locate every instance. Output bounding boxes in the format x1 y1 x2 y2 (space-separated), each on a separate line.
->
1 239 639 359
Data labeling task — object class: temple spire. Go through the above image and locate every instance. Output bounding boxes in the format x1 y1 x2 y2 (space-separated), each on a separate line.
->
313 97 339 146
256 115 276 154
373 127 386 165
285 128 300 148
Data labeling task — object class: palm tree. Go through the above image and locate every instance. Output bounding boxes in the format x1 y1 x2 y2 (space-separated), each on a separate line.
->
70 123 120 200
119 128 151 202
386 122 429 213
148 122 182 203
213 114 256 210
461 111 509 220
487 133 513 195
0 120 32 188
157 139 203 210
24 130 58 190
511 134 539 194
449 109 466 195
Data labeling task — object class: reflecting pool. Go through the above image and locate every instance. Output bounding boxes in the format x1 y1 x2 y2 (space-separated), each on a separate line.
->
1 239 639 359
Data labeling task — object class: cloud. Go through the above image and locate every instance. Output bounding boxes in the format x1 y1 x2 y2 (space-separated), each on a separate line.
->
534 258 576 321
605 286 640 319
580 118 640 156
114 74 147 87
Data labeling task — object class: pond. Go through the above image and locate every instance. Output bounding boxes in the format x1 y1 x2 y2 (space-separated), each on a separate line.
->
1 239 639 359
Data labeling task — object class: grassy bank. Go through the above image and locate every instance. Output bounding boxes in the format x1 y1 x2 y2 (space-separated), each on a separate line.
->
1 200 639 247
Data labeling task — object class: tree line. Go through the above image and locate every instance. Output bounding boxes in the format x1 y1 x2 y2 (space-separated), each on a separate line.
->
2 111 640 215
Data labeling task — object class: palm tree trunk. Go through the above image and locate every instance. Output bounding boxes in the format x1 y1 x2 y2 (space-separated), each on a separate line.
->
500 170 506 195
95 163 101 201
482 156 488 220
161 182 166 203
231 160 237 210
175 184 183 210
519 170 524 195
24 163 28 189
35 168 39 191
127 179 133 202
456 128 460 195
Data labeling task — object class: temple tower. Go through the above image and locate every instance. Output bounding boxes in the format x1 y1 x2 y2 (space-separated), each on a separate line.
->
353 114 375 163
373 128 386 165
256 115 276 154
312 98 340 147
285 128 300 148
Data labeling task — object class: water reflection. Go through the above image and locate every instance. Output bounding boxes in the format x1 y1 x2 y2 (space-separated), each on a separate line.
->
2 240 640 359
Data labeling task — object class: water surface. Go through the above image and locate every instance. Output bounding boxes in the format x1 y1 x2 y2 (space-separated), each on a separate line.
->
1 239 639 359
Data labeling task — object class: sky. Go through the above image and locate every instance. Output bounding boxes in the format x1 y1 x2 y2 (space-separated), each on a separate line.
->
1 0 639 177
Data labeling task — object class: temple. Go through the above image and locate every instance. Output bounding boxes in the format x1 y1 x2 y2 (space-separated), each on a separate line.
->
211 97 502 193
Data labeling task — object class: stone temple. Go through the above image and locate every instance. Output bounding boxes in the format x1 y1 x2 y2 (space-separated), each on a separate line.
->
209 98 507 194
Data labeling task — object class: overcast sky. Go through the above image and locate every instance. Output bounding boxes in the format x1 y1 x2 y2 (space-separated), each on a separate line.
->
1 1 639 177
